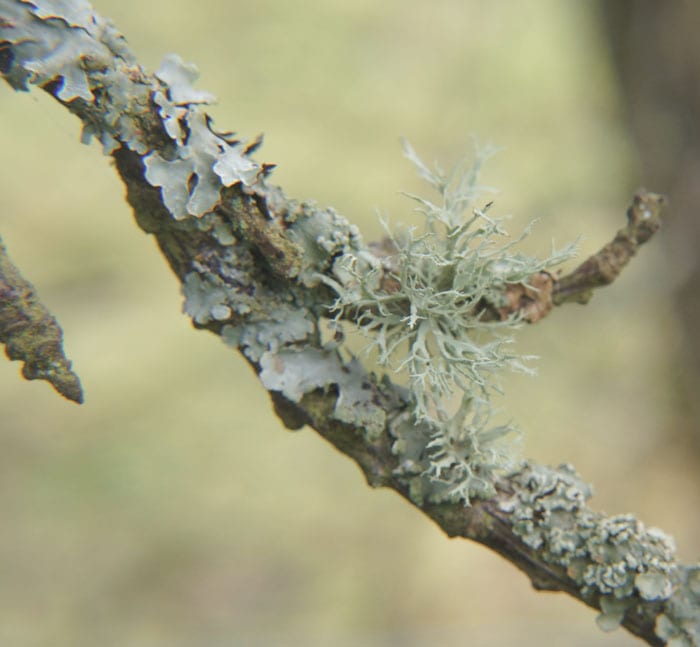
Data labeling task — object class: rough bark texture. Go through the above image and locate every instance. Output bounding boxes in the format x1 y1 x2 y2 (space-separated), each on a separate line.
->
0 235 83 402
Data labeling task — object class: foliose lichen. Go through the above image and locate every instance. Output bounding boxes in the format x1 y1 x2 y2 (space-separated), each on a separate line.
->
178 228 388 441
182 272 234 325
2 2 269 214
501 462 681 633
0 1 156 154
656 565 700 647
0 0 405 443
252 348 386 439
1 0 117 101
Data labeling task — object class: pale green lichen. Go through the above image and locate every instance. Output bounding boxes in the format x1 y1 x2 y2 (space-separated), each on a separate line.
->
222 302 315 362
282 198 367 289
329 142 575 504
218 284 387 440
596 595 632 632
2 5 266 215
501 463 679 632
144 55 265 220
5 6 698 641
25 0 93 26
1 1 148 155
182 244 274 324
154 53 216 106
387 397 520 505
253 348 386 439
656 565 700 646
3 0 105 101
182 272 233 324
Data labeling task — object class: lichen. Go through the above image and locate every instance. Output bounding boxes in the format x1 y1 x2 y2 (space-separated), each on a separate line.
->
282 199 367 289
194 220 387 440
656 565 700 646
222 302 315 363
1 1 157 155
254 347 386 439
1 7 266 215
182 272 233 324
501 462 678 631
4 6 697 642
328 142 575 504
3 0 102 101
144 55 265 220
22 0 93 26
154 53 216 106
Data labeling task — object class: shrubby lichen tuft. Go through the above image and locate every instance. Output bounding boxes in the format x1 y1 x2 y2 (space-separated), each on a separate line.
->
330 141 575 504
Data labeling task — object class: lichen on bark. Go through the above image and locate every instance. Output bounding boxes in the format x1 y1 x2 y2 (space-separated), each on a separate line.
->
0 2 695 645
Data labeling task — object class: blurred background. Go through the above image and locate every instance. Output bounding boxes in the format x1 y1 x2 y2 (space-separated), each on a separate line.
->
1 1 698 645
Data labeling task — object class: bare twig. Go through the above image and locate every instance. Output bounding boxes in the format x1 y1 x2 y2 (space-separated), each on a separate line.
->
553 190 666 305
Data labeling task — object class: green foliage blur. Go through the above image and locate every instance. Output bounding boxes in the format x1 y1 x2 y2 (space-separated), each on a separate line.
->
0 2 696 645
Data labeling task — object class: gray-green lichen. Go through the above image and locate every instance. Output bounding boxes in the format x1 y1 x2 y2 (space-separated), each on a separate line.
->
1 2 267 208
257 185 369 289
176 225 387 440
388 395 521 505
182 272 235 324
656 565 700 646
500 462 688 637
1 0 124 102
222 302 315 362
326 141 575 505
0 0 152 154
144 86 264 220
220 304 387 441
0 0 413 444
142 52 274 221
5 6 697 642
253 348 386 439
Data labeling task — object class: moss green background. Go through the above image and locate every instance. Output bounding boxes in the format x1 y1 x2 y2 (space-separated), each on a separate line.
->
0 2 697 645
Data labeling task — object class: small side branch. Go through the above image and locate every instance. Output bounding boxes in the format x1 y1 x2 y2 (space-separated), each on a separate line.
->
489 190 666 323
553 190 666 305
0 235 83 403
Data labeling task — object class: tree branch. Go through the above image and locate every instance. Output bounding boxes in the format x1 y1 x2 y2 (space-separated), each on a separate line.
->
552 190 667 306
1 2 697 645
0 234 83 403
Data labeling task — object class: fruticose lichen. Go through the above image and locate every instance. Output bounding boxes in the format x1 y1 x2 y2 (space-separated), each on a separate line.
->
325 141 575 504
